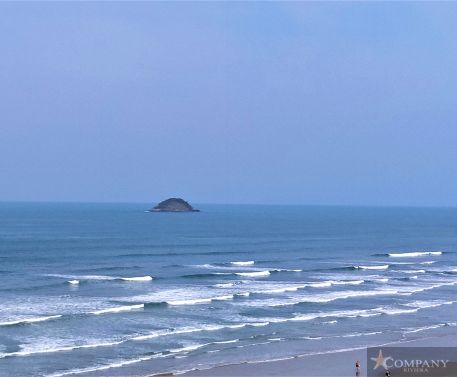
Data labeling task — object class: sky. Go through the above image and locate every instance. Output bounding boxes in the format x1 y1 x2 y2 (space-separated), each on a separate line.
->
1 2 457 206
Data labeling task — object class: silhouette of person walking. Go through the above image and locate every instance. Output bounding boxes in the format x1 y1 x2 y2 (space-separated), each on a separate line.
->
355 360 360 376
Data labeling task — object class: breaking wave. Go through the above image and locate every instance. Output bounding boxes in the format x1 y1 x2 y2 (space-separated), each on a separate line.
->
0 315 62 327
388 251 442 258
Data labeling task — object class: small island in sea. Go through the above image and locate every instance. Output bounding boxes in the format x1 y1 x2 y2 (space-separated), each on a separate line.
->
148 198 200 212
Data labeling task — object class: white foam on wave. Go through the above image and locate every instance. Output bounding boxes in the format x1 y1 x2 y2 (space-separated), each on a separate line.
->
236 280 361 296
403 324 445 334
370 278 389 283
330 279 365 286
388 251 442 258
259 284 308 293
213 339 240 344
300 280 364 289
214 283 235 288
90 304 144 315
301 336 323 340
403 300 456 309
271 268 302 273
0 339 125 358
170 343 209 353
354 265 389 270
3 322 251 360
231 261 255 266
47 274 117 281
167 294 237 305
47 353 163 377
421 261 436 265
341 331 382 338
167 298 213 305
380 307 419 315
306 281 332 288
261 301 445 326
193 264 221 269
47 274 153 282
263 307 384 325
130 324 232 341
119 276 153 282
0 315 62 327
399 269 426 274
399 280 457 295
236 271 270 277
268 288 399 306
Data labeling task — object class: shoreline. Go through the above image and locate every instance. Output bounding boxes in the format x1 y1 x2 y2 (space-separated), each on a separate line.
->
157 333 457 377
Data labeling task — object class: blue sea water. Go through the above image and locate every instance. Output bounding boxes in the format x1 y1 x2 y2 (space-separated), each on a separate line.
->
1 203 457 377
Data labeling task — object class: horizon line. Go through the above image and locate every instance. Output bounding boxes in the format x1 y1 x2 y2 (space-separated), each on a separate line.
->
0 200 456 210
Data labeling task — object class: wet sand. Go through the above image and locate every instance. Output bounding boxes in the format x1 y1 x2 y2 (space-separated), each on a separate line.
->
178 334 457 377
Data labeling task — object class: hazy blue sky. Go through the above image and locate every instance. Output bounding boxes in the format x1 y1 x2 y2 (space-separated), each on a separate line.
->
1 2 457 206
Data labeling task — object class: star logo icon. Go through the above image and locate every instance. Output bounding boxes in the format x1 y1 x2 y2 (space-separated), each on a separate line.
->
371 349 393 370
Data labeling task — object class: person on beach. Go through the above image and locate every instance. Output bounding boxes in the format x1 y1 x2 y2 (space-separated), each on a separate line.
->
355 360 360 376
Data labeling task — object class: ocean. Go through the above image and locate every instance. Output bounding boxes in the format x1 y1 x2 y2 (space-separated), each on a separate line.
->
1 203 457 377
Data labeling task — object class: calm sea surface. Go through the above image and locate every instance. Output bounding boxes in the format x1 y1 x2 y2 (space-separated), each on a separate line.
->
1 203 457 376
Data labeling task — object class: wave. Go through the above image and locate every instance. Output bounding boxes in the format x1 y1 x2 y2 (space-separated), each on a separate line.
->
230 261 255 266
183 272 232 278
283 280 363 290
388 251 442 258
184 268 303 279
277 288 399 305
129 323 246 341
395 276 418 281
214 283 235 288
213 280 363 296
119 276 153 282
403 300 456 309
403 324 445 334
399 269 425 274
47 274 117 281
67 280 79 285
170 343 209 353
0 339 126 358
341 331 382 338
301 336 323 340
0 315 62 327
379 307 419 315
47 274 153 282
6 294 451 362
235 271 270 277
12 322 262 361
213 339 240 344
330 279 364 286
90 304 144 315
1 327 216 360
47 353 164 377
167 294 238 305
369 278 389 283
353 265 389 270
0 303 148 328
261 304 424 325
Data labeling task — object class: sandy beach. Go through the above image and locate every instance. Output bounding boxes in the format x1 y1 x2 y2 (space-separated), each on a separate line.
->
179 333 457 377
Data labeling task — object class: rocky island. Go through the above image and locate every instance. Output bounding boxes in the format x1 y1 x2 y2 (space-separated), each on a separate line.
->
148 198 200 212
